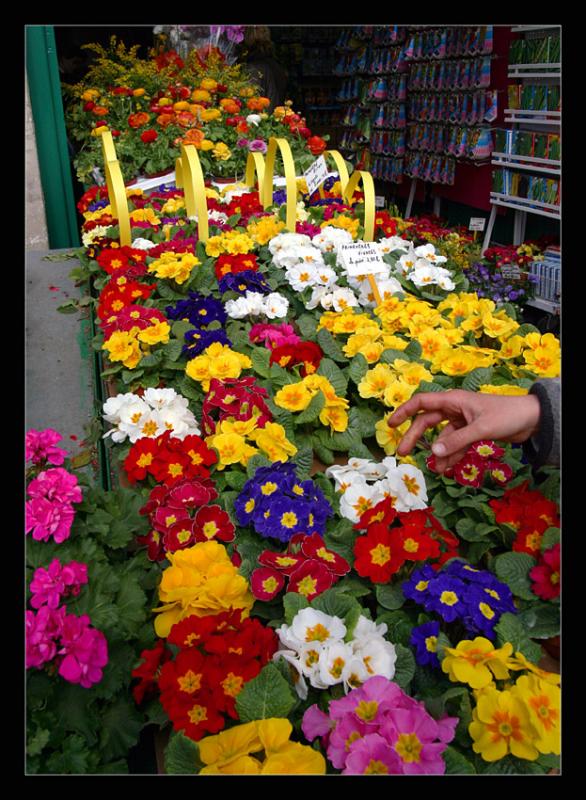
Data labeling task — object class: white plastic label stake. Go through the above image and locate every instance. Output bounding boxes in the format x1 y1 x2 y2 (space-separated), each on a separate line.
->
339 242 386 277
469 217 486 231
303 155 329 197
375 195 385 208
500 264 522 280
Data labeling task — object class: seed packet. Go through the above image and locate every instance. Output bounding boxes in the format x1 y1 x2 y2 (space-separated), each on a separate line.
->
533 133 548 158
548 35 560 63
494 128 507 153
509 39 525 64
516 131 534 156
533 36 550 64
508 84 521 109
524 38 539 64
473 128 493 160
547 85 560 111
483 25 494 54
521 85 536 110
533 85 547 110
547 134 561 160
479 56 492 87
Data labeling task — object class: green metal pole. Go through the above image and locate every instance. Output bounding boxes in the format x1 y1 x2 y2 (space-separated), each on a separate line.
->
26 26 80 248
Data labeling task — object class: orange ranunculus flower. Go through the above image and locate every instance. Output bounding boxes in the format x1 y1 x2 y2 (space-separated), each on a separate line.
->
236 121 249 134
199 139 214 151
93 106 109 116
176 111 196 128
82 89 99 101
247 97 270 111
189 103 205 117
128 111 150 128
133 88 146 97
183 128 205 147
158 97 173 107
192 89 211 103
220 98 240 114
200 78 218 92
156 113 176 127
173 100 191 112
240 87 255 98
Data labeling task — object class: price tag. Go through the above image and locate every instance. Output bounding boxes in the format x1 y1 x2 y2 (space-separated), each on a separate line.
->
375 195 385 208
339 242 386 277
469 217 486 231
303 155 329 197
500 264 523 280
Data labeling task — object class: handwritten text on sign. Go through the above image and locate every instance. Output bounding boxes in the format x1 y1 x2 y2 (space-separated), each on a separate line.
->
500 264 523 280
339 242 386 277
469 217 486 231
304 155 330 197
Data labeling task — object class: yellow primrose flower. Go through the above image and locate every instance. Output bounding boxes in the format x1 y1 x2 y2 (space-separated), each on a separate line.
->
217 417 259 438
460 314 484 337
186 343 251 392
358 341 385 364
393 359 433 387
358 363 395 399
261 742 327 775
321 215 361 238
249 422 298 462
343 332 382 358
102 330 142 369
223 231 256 255
200 78 218 91
382 378 416 409
469 686 540 762
375 414 411 455
161 197 185 215
442 638 513 689
199 139 215 151
506 651 561 686
147 252 200 285
83 205 113 221
82 89 100 101
510 673 560 755
129 207 161 225
523 346 561 377
523 332 558 351
497 334 526 360
274 382 314 412
441 326 466 345
481 313 520 339
137 321 171 346
479 383 529 396
382 334 408 350
212 141 231 160
436 350 477 377
456 345 497 369
416 328 451 362
192 89 211 103
296 177 308 196
319 406 349 432
153 541 253 638
205 431 258 470
205 236 225 257
247 215 286 246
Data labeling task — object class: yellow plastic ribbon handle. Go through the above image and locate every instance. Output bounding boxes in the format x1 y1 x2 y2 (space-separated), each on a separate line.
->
100 131 131 246
180 144 209 243
343 169 376 241
323 149 350 193
175 157 183 189
245 150 266 191
262 137 298 231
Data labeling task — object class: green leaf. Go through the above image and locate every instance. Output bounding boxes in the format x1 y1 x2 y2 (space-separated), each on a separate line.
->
294 391 325 425
251 346 271 378
393 643 416 690
235 663 296 722
45 734 92 774
478 756 545 774
375 582 406 610
493 552 536 601
433 374 456 388
443 746 477 775
352 405 379 437
317 357 348 395
294 446 313 479
235 529 266 581
541 527 560 552
164 732 203 774
224 470 248 491
461 367 494 392
171 320 194 339
312 441 335 466
380 348 409 365
334 576 372 598
283 591 310 624
515 323 541 336
312 587 362 625
246 453 271 477
404 339 422 359
516 603 560 639
163 339 184 362
536 752 560 770
99 698 144 762
455 518 497 542
534 470 560 504
297 314 318 341
348 353 368 384
316 328 348 363
494 613 543 663
416 380 445 393
53 684 100 743
27 728 51 757
376 610 415 647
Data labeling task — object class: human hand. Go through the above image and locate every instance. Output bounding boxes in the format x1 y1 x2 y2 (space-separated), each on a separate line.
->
387 389 541 473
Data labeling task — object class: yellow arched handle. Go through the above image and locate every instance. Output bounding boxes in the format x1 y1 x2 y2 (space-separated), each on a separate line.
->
245 151 266 192
180 144 209 243
343 169 376 242
175 157 183 189
324 149 350 193
101 131 131 246
262 137 298 232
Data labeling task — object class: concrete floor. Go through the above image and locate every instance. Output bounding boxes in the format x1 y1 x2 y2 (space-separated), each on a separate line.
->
25 249 96 461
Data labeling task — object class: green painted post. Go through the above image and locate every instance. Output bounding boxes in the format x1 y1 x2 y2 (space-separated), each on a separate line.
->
26 26 80 248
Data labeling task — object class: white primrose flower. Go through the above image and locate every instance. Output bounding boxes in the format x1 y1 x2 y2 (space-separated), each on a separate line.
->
155 406 200 439
306 286 335 311
263 292 289 319
131 237 156 250
312 227 353 254
143 387 182 410
352 615 389 645
313 265 338 288
129 410 168 443
383 463 428 511
434 266 456 291
247 291 267 316
415 243 447 264
357 276 402 307
272 650 309 700
298 642 329 688
296 201 309 222
352 635 397 681
408 264 440 287
285 263 319 292
224 295 252 319
287 608 347 650
331 287 359 312
338 477 386 522
268 232 312 256
102 392 140 421
397 251 419 274
82 225 109 246
102 394 151 443
317 641 356 687
376 236 413 255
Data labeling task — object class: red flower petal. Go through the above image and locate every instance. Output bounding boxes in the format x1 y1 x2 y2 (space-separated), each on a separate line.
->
300 533 351 576
251 567 285 601
287 559 333 601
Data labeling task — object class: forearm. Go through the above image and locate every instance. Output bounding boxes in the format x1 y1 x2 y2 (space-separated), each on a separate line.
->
522 378 561 468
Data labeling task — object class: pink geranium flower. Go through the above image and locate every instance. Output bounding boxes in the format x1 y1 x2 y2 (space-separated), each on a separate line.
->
29 559 88 609
27 467 82 505
57 613 109 688
25 428 68 466
25 497 76 543
26 606 66 668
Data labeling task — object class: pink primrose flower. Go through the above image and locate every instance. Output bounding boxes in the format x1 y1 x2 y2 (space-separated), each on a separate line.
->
378 706 454 775
301 703 334 743
327 715 371 770
342 733 401 775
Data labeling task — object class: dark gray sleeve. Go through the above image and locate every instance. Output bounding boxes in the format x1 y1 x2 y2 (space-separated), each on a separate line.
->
522 378 560 468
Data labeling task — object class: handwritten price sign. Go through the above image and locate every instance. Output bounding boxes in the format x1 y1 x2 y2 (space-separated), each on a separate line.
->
303 155 330 197
339 242 386 277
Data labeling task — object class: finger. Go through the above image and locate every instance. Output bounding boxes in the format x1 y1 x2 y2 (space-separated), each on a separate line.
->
434 447 470 473
431 419 485 460
396 411 446 455
388 392 455 427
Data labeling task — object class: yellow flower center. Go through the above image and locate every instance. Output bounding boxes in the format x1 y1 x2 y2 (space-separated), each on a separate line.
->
136 453 153 468
202 521 219 539
292 484 305 496
403 537 419 553
187 704 208 724
402 474 420 495
353 496 374 515
364 759 389 775
305 623 331 643
176 527 192 544
281 512 298 528
370 543 391 566
395 733 423 763
355 700 379 722
550 571 560 585
479 602 495 620
425 635 438 653
245 498 255 513
221 672 244 697
261 481 278 495
440 591 459 607
141 420 159 436
415 580 429 592
462 465 480 481
297 575 318 597
304 649 320 668
316 547 335 562
262 576 279 594
329 657 346 679
188 450 203 465
345 731 362 752
168 463 184 477
177 670 202 694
